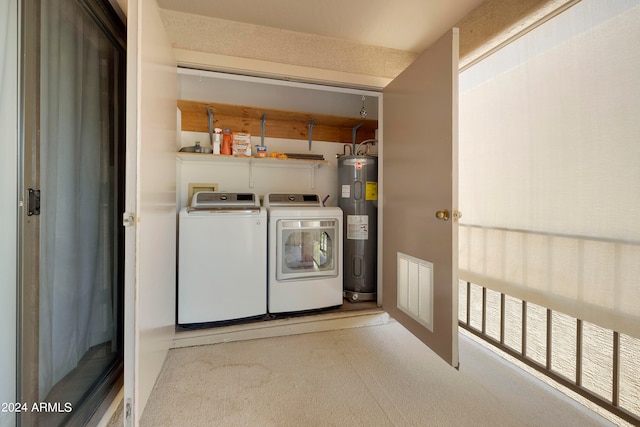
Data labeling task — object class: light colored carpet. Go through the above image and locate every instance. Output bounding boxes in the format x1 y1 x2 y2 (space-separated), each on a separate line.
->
138 322 614 427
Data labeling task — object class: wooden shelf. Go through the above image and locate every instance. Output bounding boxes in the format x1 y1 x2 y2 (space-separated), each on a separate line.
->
177 100 377 144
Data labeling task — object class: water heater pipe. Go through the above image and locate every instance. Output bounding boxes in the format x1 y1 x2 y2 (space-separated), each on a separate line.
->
351 123 363 154
356 139 378 155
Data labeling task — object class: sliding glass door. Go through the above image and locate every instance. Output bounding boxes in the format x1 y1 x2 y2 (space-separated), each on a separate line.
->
20 0 126 425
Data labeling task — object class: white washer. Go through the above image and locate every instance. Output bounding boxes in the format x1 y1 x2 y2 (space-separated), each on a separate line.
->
265 193 343 313
178 192 267 325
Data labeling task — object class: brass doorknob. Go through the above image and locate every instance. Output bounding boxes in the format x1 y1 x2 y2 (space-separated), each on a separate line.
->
435 209 450 221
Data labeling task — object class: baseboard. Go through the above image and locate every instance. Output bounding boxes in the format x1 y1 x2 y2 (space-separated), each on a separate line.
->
172 308 390 349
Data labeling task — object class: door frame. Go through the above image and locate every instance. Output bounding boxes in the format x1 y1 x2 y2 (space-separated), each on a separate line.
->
124 34 460 416
17 0 127 425
171 67 461 315
18 2 42 420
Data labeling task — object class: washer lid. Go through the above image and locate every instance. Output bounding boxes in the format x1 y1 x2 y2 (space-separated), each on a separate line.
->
263 193 321 207
191 192 259 208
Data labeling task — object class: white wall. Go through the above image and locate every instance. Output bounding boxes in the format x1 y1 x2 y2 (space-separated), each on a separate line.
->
0 0 18 426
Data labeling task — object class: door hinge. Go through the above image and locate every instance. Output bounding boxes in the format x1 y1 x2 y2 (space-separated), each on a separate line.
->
125 399 133 426
27 189 41 216
122 212 136 227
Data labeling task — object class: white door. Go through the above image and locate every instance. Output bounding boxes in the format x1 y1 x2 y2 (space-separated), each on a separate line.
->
382 28 460 367
124 0 177 425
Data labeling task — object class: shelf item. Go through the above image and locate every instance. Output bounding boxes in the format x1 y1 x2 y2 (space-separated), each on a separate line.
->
284 153 325 160
177 100 377 144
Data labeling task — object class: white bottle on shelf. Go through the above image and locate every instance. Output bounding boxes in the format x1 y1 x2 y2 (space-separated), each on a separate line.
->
213 128 222 154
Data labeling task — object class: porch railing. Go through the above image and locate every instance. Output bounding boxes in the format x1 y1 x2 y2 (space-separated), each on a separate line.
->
458 280 640 426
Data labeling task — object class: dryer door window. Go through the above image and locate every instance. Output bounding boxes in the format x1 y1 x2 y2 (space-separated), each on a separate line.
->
277 219 339 280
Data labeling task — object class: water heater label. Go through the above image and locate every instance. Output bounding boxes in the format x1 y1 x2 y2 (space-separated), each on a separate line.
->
341 184 350 198
347 215 368 240
366 182 378 201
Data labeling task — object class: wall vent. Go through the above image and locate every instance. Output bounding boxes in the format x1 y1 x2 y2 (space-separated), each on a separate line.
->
397 252 434 331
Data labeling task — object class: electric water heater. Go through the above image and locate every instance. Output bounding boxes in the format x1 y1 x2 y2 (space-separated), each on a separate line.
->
338 155 378 302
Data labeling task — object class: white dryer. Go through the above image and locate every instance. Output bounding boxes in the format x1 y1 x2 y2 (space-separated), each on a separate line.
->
265 193 343 313
178 192 267 325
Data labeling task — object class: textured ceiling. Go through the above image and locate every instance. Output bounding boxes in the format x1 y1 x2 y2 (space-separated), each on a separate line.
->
155 0 486 54
148 0 571 86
